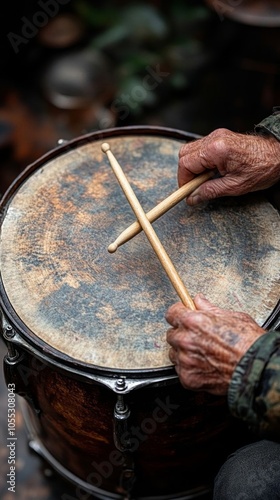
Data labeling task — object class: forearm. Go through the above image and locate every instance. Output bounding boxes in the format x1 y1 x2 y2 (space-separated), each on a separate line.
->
228 330 280 439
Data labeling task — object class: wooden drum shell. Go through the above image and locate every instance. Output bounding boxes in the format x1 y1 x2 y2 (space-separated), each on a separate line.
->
3 342 252 499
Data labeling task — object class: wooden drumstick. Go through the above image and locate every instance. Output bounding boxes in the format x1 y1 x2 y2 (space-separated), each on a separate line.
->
108 171 213 253
101 142 196 310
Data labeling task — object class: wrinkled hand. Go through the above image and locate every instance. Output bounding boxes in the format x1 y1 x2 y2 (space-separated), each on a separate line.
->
166 294 266 395
178 128 280 205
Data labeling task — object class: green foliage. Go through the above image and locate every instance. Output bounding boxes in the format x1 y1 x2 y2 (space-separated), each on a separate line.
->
73 1 211 117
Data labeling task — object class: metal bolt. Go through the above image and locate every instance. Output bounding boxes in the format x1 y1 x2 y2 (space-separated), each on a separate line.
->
4 325 15 339
115 377 127 391
57 138 67 145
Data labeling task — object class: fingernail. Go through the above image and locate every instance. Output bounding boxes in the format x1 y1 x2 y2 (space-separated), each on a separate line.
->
189 194 202 205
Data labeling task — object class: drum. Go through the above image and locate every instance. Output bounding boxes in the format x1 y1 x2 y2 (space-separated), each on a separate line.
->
1 126 280 500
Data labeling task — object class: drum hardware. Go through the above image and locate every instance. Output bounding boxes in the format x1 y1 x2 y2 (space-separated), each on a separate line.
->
1 313 177 394
102 142 195 310
264 305 280 331
114 394 136 499
57 138 68 146
0 327 177 394
2 323 18 361
115 377 128 392
119 464 136 500
2 333 42 416
107 171 213 254
2 316 44 416
114 394 132 451
0 126 279 499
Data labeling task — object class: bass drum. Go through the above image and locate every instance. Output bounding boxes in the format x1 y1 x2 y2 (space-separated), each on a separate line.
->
1 126 280 500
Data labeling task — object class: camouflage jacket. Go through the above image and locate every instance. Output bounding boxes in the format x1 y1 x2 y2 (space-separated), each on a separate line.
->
228 330 280 439
228 109 280 439
254 106 280 139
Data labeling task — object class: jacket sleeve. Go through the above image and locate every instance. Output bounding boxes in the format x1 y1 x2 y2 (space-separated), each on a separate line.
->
254 107 280 140
228 330 280 440
227 111 280 438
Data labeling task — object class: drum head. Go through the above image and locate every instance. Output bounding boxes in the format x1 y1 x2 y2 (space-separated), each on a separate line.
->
0 127 280 371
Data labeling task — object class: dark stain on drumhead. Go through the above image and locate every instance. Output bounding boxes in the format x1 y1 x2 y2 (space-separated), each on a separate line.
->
0 135 279 369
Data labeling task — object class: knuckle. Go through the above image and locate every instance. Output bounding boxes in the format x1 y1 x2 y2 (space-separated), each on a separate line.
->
207 128 232 157
178 142 190 159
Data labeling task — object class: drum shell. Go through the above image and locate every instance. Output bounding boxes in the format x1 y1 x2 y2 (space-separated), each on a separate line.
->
3 341 252 498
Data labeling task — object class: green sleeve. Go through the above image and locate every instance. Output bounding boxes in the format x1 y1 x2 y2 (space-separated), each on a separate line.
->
255 107 280 141
228 330 280 439
228 112 280 438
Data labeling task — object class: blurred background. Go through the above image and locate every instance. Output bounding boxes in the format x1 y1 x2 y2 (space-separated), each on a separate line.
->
0 0 280 499
0 0 279 193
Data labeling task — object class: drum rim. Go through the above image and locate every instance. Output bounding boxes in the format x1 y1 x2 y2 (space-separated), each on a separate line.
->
0 125 202 379
0 125 202 209
0 124 279 378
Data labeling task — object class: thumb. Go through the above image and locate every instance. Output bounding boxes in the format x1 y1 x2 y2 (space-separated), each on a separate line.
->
187 176 238 205
194 293 219 312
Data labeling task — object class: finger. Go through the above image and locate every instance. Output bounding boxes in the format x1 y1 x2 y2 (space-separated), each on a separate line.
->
179 367 229 395
193 293 219 312
168 347 177 365
178 137 218 187
165 301 192 326
187 170 254 206
165 293 219 326
187 177 233 206
166 324 201 350
178 155 212 187
166 326 181 348
178 140 204 186
176 367 208 392
166 327 184 348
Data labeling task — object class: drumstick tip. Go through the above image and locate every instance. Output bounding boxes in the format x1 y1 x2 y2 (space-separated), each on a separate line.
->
101 142 110 153
108 242 118 253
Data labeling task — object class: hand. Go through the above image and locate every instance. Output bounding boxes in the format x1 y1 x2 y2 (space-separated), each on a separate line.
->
166 294 266 395
178 128 280 205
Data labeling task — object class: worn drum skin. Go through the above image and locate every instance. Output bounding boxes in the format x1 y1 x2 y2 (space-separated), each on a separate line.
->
1 126 280 499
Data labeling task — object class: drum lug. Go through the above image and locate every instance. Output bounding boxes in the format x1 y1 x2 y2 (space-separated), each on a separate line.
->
113 393 136 498
2 323 41 417
3 352 42 417
119 465 135 500
109 374 177 394
2 324 20 364
113 394 131 452
114 376 128 392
